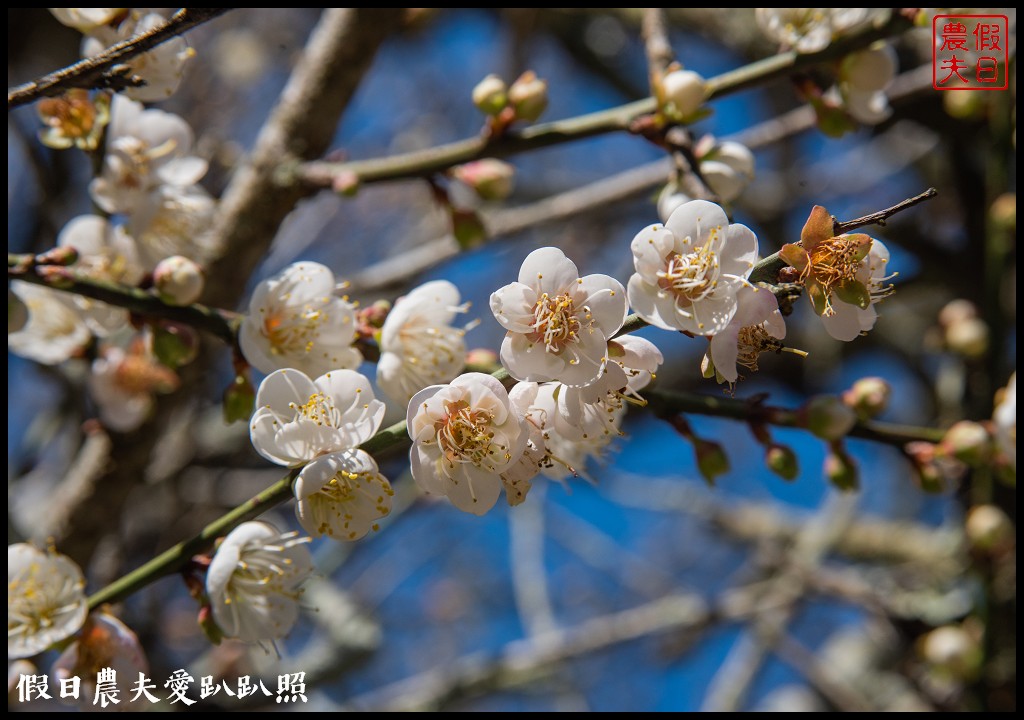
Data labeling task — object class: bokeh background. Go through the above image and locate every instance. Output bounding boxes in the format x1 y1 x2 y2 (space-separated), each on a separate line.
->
8 8 1016 711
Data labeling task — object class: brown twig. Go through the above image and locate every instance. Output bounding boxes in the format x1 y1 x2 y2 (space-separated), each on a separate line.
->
8 8 232 110
833 188 939 234
642 8 674 76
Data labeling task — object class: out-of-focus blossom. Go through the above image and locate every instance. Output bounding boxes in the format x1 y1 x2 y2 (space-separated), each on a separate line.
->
49 8 126 32
755 8 871 53
52 613 148 710
153 255 205 306
88 345 179 432
660 69 707 119
8 544 88 659
699 139 756 202
838 42 897 124
129 184 219 270
7 281 91 365
37 90 110 151
992 373 1015 470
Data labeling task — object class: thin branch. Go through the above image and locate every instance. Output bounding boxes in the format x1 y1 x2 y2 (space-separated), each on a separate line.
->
642 8 674 76
296 10 913 188
8 253 239 344
8 8 232 110
833 188 939 234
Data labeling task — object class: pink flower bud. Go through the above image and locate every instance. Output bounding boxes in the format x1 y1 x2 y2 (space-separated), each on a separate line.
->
842 376 891 420
450 159 516 201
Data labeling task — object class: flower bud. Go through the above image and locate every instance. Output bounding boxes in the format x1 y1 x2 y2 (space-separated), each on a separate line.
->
657 183 694 224
332 170 360 197
472 74 508 116
695 439 729 485
450 159 516 201
824 447 859 491
840 44 896 92
940 420 993 467
804 395 857 441
357 299 391 334
965 504 1014 552
990 193 1016 231
944 317 989 358
937 298 978 328
223 373 255 425
508 71 548 122
700 141 755 202
151 321 200 369
920 625 982 679
154 255 205 306
8 288 28 334
842 376 891 420
765 444 799 481
465 347 499 370
661 69 706 119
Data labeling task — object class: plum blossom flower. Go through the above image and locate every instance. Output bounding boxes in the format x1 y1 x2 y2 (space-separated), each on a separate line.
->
408 373 528 515
37 89 110 151
377 280 472 405
703 285 788 385
250 369 392 539
490 247 627 387
836 42 897 125
50 8 126 32
129 184 219 269
52 613 148 710
82 10 193 102
205 521 314 643
755 8 870 53
90 95 207 217
628 199 758 335
240 262 362 377
780 205 895 341
58 215 143 336
88 345 179 432
7 281 91 365
8 544 88 659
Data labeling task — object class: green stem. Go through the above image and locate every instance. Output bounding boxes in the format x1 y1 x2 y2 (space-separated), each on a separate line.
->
296 11 912 187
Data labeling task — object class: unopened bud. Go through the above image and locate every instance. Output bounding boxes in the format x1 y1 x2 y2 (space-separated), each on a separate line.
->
943 88 987 120
765 444 799 481
223 373 255 425
700 141 755 202
465 347 499 369
657 183 694 224
804 395 857 441
197 605 224 646
332 170 360 197
36 265 75 289
508 71 548 122
154 256 205 306
8 288 28 334
824 447 859 491
940 420 993 466
36 246 80 266
695 439 729 485
151 321 200 369
937 299 978 328
472 74 508 116
842 376 891 420
990 192 1016 231
965 504 1014 552
944 316 989 358
357 299 391 334
452 209 487 250
661 69 706 120
450 159 516 201
921 625 982 679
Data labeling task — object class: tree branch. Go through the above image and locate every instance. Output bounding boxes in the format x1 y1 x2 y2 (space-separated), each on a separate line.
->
642 8 674 76
8 8 232 110
296 10 913 188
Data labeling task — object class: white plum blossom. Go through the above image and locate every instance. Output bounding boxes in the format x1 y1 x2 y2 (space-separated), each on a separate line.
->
755 8 870 53
993 373 1015 471
205 521 314 643
52 613 148 710
87 346 179 432
294 449 394 541
408 373 528 515
703 285 787 384
249 368 392 539
50 8 126 32
8 544 88 659
8 281 91 365
700 140 756 202
82 10 193 102
837 42 897 125
377 280 471 404
129 184 219 270
240 262 362 377
58 214 143 335
490 247 627 387
628 199 758 336
820 240 894 342
90 95 207 217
